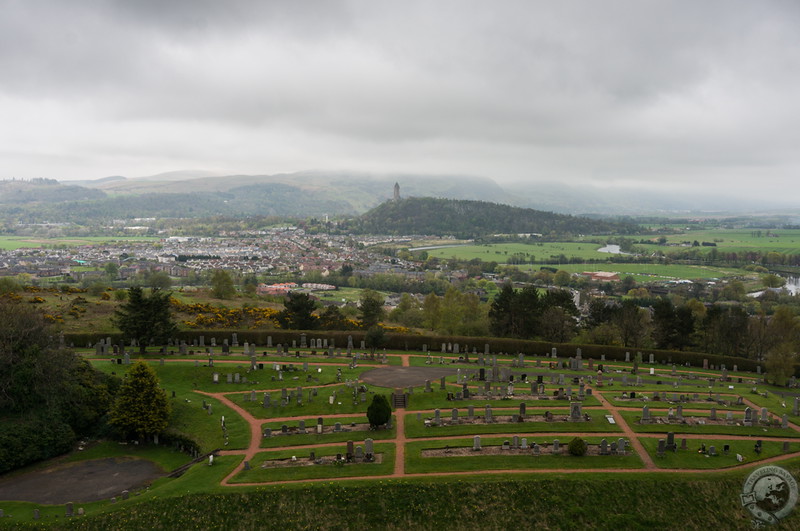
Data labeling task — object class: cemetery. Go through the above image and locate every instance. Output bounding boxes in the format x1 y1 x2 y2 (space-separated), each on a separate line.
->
2 336 800 528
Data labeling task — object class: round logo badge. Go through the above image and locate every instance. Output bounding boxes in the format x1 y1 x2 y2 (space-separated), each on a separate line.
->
741 466 798 525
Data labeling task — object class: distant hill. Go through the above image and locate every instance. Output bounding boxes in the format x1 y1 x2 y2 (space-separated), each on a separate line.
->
0 179 105 204
349 197 636 238
7 170 786 225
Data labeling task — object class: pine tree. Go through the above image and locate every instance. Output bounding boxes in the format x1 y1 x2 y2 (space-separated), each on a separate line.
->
276 292 318 330
112 287 177 353
109 361 170 441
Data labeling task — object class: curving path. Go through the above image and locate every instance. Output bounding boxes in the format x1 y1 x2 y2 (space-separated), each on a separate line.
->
195 378 800 487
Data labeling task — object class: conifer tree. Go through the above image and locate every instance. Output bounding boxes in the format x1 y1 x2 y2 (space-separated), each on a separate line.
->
109 361 170 441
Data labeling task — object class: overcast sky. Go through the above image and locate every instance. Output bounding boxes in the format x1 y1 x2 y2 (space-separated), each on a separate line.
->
1 0 799 199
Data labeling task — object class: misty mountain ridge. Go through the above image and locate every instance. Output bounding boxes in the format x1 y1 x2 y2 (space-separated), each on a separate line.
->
0 171 795 223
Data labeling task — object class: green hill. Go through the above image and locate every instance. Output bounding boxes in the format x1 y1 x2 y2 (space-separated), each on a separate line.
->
350 197 637 237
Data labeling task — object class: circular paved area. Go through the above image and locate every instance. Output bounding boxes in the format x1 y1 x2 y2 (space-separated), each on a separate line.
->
0 457 162 504
359 366 459 388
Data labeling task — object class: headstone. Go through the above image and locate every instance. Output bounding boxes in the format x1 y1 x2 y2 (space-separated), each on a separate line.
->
569 402 582 422
473 436 481 451
552 439 560 454
365 438 374 459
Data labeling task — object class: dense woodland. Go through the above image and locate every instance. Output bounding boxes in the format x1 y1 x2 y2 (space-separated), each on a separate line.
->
0 301 120 473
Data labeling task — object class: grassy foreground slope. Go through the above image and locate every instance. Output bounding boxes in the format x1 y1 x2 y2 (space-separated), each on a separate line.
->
11 464 800 530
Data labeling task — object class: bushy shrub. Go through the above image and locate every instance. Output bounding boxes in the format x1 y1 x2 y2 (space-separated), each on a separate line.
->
367 394 392 428
568 437 587 457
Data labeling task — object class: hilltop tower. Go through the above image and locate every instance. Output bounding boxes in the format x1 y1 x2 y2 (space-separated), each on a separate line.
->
393 182 400 202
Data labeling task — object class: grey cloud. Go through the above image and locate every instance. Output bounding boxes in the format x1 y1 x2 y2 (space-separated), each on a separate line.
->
0 0 799 198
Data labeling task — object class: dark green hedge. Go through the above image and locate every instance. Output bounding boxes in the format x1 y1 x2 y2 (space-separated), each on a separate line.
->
66 330 800 377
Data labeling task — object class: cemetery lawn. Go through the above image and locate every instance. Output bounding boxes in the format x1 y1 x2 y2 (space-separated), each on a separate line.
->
90 359 365 395
229 384 396 419
404 437 644 474
259 416 396 448
63 441 191 472
404 390 602 410
618 411 800 438
639 437 795 469
90 361 251 451
229 443 395 483
605 397 746 411
404 409 620 438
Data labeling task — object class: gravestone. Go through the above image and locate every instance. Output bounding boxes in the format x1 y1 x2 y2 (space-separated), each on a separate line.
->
569 402 582 422
473 436 481 451
552 439 560 454
365 438 374 460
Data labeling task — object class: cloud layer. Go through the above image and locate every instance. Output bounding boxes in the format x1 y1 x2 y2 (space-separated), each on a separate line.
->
1 1 799 201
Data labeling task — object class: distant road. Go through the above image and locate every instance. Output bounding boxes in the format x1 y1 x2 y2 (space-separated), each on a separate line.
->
407 244 470 251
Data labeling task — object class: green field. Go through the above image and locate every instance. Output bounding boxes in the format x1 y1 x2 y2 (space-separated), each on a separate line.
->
423 241 609 262
543 263 746 282
0 236 159 250
653 229 800 254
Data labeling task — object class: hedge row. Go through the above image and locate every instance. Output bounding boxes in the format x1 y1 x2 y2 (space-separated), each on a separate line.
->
66 329 800 376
